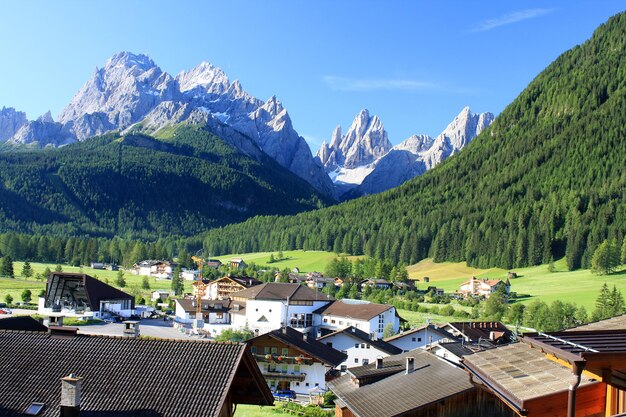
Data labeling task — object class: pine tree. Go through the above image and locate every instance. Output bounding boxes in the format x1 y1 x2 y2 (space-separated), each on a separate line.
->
0 256 14 278
171 265 183 295
609 285 625 316
592 283 612 321
591 240 620 275
142 275 150 290
115 270 126 288
21 261 33 278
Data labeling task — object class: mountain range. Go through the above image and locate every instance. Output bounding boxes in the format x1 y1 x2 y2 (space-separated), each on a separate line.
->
199 11 626 271
0 52 489 200
316 107 493 198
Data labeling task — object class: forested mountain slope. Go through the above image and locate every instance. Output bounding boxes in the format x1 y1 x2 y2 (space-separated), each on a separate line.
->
199 12 626 270
0 125 330 238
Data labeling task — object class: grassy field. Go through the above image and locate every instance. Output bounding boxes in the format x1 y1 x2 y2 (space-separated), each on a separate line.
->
217 250 361 273
0 261 193 305
234 405 276 416
408 257 626 311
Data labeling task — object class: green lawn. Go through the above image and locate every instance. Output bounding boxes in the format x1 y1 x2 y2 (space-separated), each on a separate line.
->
0 261 193 305
408 257 626 311
217 250 361 274
234 405 277 416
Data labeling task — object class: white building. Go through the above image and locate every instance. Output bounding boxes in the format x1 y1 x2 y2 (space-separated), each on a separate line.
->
248 326 346 395
132 260 174 279
230 283 333 336
180 269 201 281
318 326 402 371
316 299 402 339
383 324 456 352
151 290 172 301
174 298 247 336
458 276 510 298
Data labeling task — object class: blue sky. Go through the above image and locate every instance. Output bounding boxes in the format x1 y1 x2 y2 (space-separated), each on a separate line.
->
1 1 624 149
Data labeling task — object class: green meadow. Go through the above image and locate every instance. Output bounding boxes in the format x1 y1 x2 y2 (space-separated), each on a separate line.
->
217 250 362 274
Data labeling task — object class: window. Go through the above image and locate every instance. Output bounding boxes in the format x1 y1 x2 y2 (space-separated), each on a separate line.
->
323 318 328 323
270 380 276 387
282 364 288 372
315 383 319 386
339 320 343 325
361 343 365 348
306 383 310 387
354 358 359 363
271 347 278 354
412 337 416 342
251 346 257 354
294 365 300 373
366 344 370 349
418 338 422 342
340 365 347 372
362 359 369 365
331 319 336 324
282 348 289 355
355 343 359 349
264 347 270 354
25 403 45 416
215 313 223 319
296 382 300 386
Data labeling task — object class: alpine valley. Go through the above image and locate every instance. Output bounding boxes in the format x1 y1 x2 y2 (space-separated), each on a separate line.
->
0 52 490 237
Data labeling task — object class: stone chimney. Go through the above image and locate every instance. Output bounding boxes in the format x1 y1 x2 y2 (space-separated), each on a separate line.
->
405 357 415 374
376 357 383 369
60 374 83 417
123 321 140 338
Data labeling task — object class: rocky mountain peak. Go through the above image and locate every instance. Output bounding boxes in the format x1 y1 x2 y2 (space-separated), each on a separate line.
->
0 107 28 141
105 51 156 71
37 111 54 123
176 61 230 94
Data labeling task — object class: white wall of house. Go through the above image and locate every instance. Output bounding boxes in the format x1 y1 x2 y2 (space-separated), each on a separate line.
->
321 332 393 371
257 360 328 395
244 299 330 336
320 307 399 339
386 328 453 352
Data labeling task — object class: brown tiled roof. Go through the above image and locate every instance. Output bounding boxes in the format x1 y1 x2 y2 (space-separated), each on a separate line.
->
250 326 347 366
446 321 512 343
0 316 47 332
462 342 598 410
383 324 456 343
315 300 393 321
230 282 333 302
0 330 273 417
319 326 402 355
329 350 474 417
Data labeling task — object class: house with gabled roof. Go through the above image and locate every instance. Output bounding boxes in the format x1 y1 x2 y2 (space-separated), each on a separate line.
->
384 323 456 352
38 272 134 319
174 298 245 336
319 326 402 372
329 350 514 417
315 299 402 339
459 275 510 298
206 275 262 300
0 328 273 417
247 326 346 395
230 282 333 336
441 321 513 345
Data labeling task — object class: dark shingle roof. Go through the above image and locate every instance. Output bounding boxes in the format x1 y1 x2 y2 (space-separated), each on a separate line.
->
430 340 495 359
176 298 235 313
0 316 48 332
446 321 512 343
0 330 272 417
250 327 347 366
230 282 333 302
329 350 474 417
319 326 402 355
314 300 393 321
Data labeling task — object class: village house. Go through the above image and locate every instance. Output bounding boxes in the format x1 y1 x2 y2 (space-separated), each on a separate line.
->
206 275 262 300
359 278 393 290
230 282 333 336
319 326 402 371
276 272 307 284
174 298 245 336
306 275 335 289
458 275 510 298
180 268 201 281
316 299 402 339
38 272 134 319
441 321 513 345
132 260 175 279
229 258 247 269
247 326 347 395
0 327 273 417
329 350 514 417
150 289 172 301
384 323 456 352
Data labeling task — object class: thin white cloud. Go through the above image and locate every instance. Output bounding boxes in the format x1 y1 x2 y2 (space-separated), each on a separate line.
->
471 8 554 32
323 75 436 92
302 134 324 150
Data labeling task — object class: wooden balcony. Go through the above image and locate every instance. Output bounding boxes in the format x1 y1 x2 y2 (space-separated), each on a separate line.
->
252 353 314 366
261 371 306 381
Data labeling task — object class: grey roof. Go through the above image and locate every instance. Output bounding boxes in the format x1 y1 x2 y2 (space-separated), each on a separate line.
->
319 326 402 355
383 324 456 343
230 282 333 302
0 330 273 417
0 316 48 332
462 342 598 408
314 300 394 321
329 350 474 417
176 298 236 313
431 340 495 359
249 326 347 366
